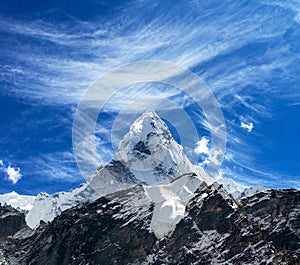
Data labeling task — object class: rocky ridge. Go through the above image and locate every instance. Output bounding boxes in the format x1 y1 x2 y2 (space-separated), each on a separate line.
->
1 180 299 265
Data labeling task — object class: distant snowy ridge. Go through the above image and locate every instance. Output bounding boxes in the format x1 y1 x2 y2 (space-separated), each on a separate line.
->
0 191 35 212
216 177 267 198
240 185 267 198
25 183 98 228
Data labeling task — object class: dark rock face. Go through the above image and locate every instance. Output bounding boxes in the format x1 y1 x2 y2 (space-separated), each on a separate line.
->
0 204 30 264
106 160 144 185
242 189 300 258
3 186 155 265
1 184 300 265
0 204 27 238
134 141 152 156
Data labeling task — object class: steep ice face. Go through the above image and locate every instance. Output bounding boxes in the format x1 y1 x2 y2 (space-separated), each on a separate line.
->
0 191 35 212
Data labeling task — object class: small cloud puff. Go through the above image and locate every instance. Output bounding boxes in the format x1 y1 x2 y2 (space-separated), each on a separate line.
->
5 165 22 184
194 137 210 155
0 160 3 166
240 122 254 132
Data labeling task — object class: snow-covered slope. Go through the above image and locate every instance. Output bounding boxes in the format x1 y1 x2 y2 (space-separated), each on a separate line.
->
240 185 267 198
0 191 35 212
216 177 266 199
26 183 98 228
27 111 213 228
144 170 208 238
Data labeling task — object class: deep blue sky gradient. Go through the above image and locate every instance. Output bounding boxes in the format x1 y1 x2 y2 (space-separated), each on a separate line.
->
0 0 299 195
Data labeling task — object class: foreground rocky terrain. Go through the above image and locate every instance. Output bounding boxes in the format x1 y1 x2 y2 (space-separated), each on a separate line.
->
0 180 299 265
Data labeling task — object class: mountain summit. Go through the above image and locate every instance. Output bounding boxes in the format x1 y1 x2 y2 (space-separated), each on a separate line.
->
113 110 205 184
89 110 213 195
26 111 212 228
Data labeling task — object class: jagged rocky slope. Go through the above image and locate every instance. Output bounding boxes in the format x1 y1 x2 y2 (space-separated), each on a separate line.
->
0 204 31 265
0 205 28 238
1 180 299 265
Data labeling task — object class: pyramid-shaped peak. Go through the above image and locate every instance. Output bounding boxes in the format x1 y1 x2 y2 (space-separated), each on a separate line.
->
112 111 193 182
133 110 160 126
140 110 159 118
129 110 172 140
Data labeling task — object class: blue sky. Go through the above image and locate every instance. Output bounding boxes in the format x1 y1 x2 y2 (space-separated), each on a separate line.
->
0 0 300 195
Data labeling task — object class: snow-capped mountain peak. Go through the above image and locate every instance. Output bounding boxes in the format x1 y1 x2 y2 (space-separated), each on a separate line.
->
123 110 173 144
25 111 213 228
112 110 200 185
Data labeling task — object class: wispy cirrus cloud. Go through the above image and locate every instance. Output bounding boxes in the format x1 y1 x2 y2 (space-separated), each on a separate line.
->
28 151 84 183
1 0 299 107
1 0 300 190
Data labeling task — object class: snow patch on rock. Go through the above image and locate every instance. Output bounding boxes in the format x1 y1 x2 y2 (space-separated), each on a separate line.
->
144 168 210 239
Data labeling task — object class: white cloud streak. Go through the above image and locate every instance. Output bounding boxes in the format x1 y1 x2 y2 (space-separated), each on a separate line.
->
29 152 84 183
5 165 22 184
1 0 298 107
240 122 254 132
194 137 210 155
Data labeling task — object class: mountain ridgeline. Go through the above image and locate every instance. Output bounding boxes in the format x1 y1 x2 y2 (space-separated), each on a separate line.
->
1 183 299 264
